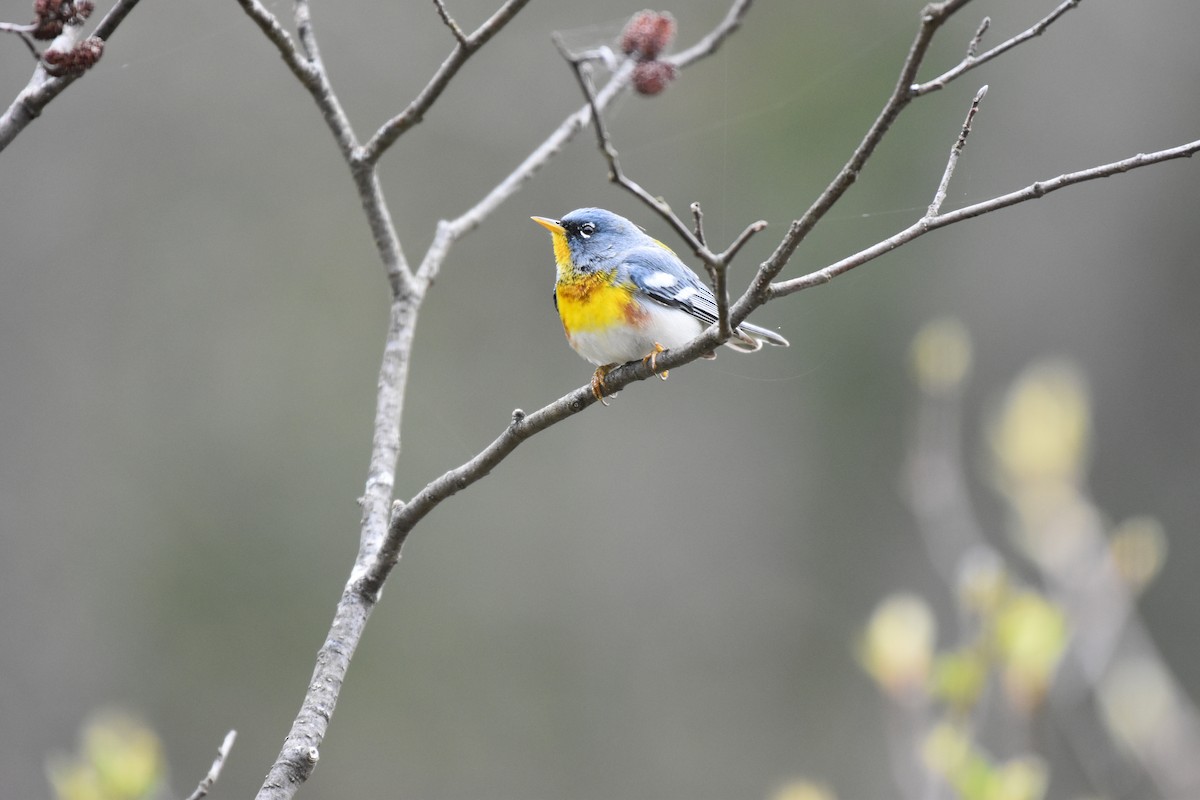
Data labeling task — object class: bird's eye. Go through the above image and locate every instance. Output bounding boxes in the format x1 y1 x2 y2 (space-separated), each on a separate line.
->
579 222 596 238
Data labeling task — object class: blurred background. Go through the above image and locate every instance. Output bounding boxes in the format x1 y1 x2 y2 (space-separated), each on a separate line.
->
2 0 1199 798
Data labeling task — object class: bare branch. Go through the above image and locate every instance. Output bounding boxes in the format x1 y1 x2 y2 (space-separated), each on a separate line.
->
709 220 767 339
558 47 703 251
90 0 141 41
772 138 1200 300
359 0 532 164
691 202 707 246
668 0 755 68
419 0 755 288
730 0 1085 328
185 730 238 800
415 57 633 287
913 0 1083 96
719 219 769 265
433 0 469 46
927 85 988 217
234 0 319 91
235 0 359 159
966 16 991 58
555 1 763 270
704 263 734 341
236 0 415 295
0 0 142 153
730 0 971 320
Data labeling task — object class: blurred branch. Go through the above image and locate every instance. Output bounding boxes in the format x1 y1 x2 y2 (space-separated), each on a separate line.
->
900 334 1200 797
184 730 237 800
0 0 141 153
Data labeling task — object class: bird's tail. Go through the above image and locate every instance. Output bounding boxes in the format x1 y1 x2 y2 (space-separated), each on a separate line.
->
724 320 789 353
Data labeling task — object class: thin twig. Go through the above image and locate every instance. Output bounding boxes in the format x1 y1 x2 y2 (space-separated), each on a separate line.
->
433 0 468 46
233 0 359 158
0 0 142 153
913 0 1083 96
557 45 703 252
966 16 990 58
691 202 707 246
415 57 634 287
729 0 1081 329
927 85 988 217
719 220 769 265
234 0 318 90
771 138 1200 300
359 0 532 164
730 0 973 325
235 0 413 294
185 730 238 800
667 0 755 68
418 0 756 289
710 220 768 339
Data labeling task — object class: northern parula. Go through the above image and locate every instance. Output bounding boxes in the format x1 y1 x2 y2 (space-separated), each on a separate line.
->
532 207 788 400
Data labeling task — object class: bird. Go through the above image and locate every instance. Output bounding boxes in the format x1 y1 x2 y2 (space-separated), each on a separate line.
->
531 207 788 401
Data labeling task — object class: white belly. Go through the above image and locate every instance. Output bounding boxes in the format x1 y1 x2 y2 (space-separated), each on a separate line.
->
567 300 704 366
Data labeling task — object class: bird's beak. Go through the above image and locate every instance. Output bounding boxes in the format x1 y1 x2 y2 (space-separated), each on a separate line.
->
531 216 566 234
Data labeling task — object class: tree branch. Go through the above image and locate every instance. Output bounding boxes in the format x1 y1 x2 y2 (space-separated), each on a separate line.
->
558 47 701 249
772 138 1200 299
432 0 469 46
927 84 987 217
0 0 142 153
730 0 1081 326
731 0 969 306
184 730 238 800
667 0 754 68
358 0 533 165
233 0 422 295
913 0 1083 96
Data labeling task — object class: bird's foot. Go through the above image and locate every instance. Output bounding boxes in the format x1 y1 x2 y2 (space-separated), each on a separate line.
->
591 364 615 406
643 342 669 381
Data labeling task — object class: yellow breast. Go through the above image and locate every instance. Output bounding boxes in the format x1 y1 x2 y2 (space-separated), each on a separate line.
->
556 269 641 334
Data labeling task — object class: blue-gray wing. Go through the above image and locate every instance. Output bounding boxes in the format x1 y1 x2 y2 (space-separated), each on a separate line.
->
621 246 719 326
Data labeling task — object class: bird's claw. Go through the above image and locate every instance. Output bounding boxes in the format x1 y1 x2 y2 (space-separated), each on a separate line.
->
643 342 669 381
591 365 614 406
